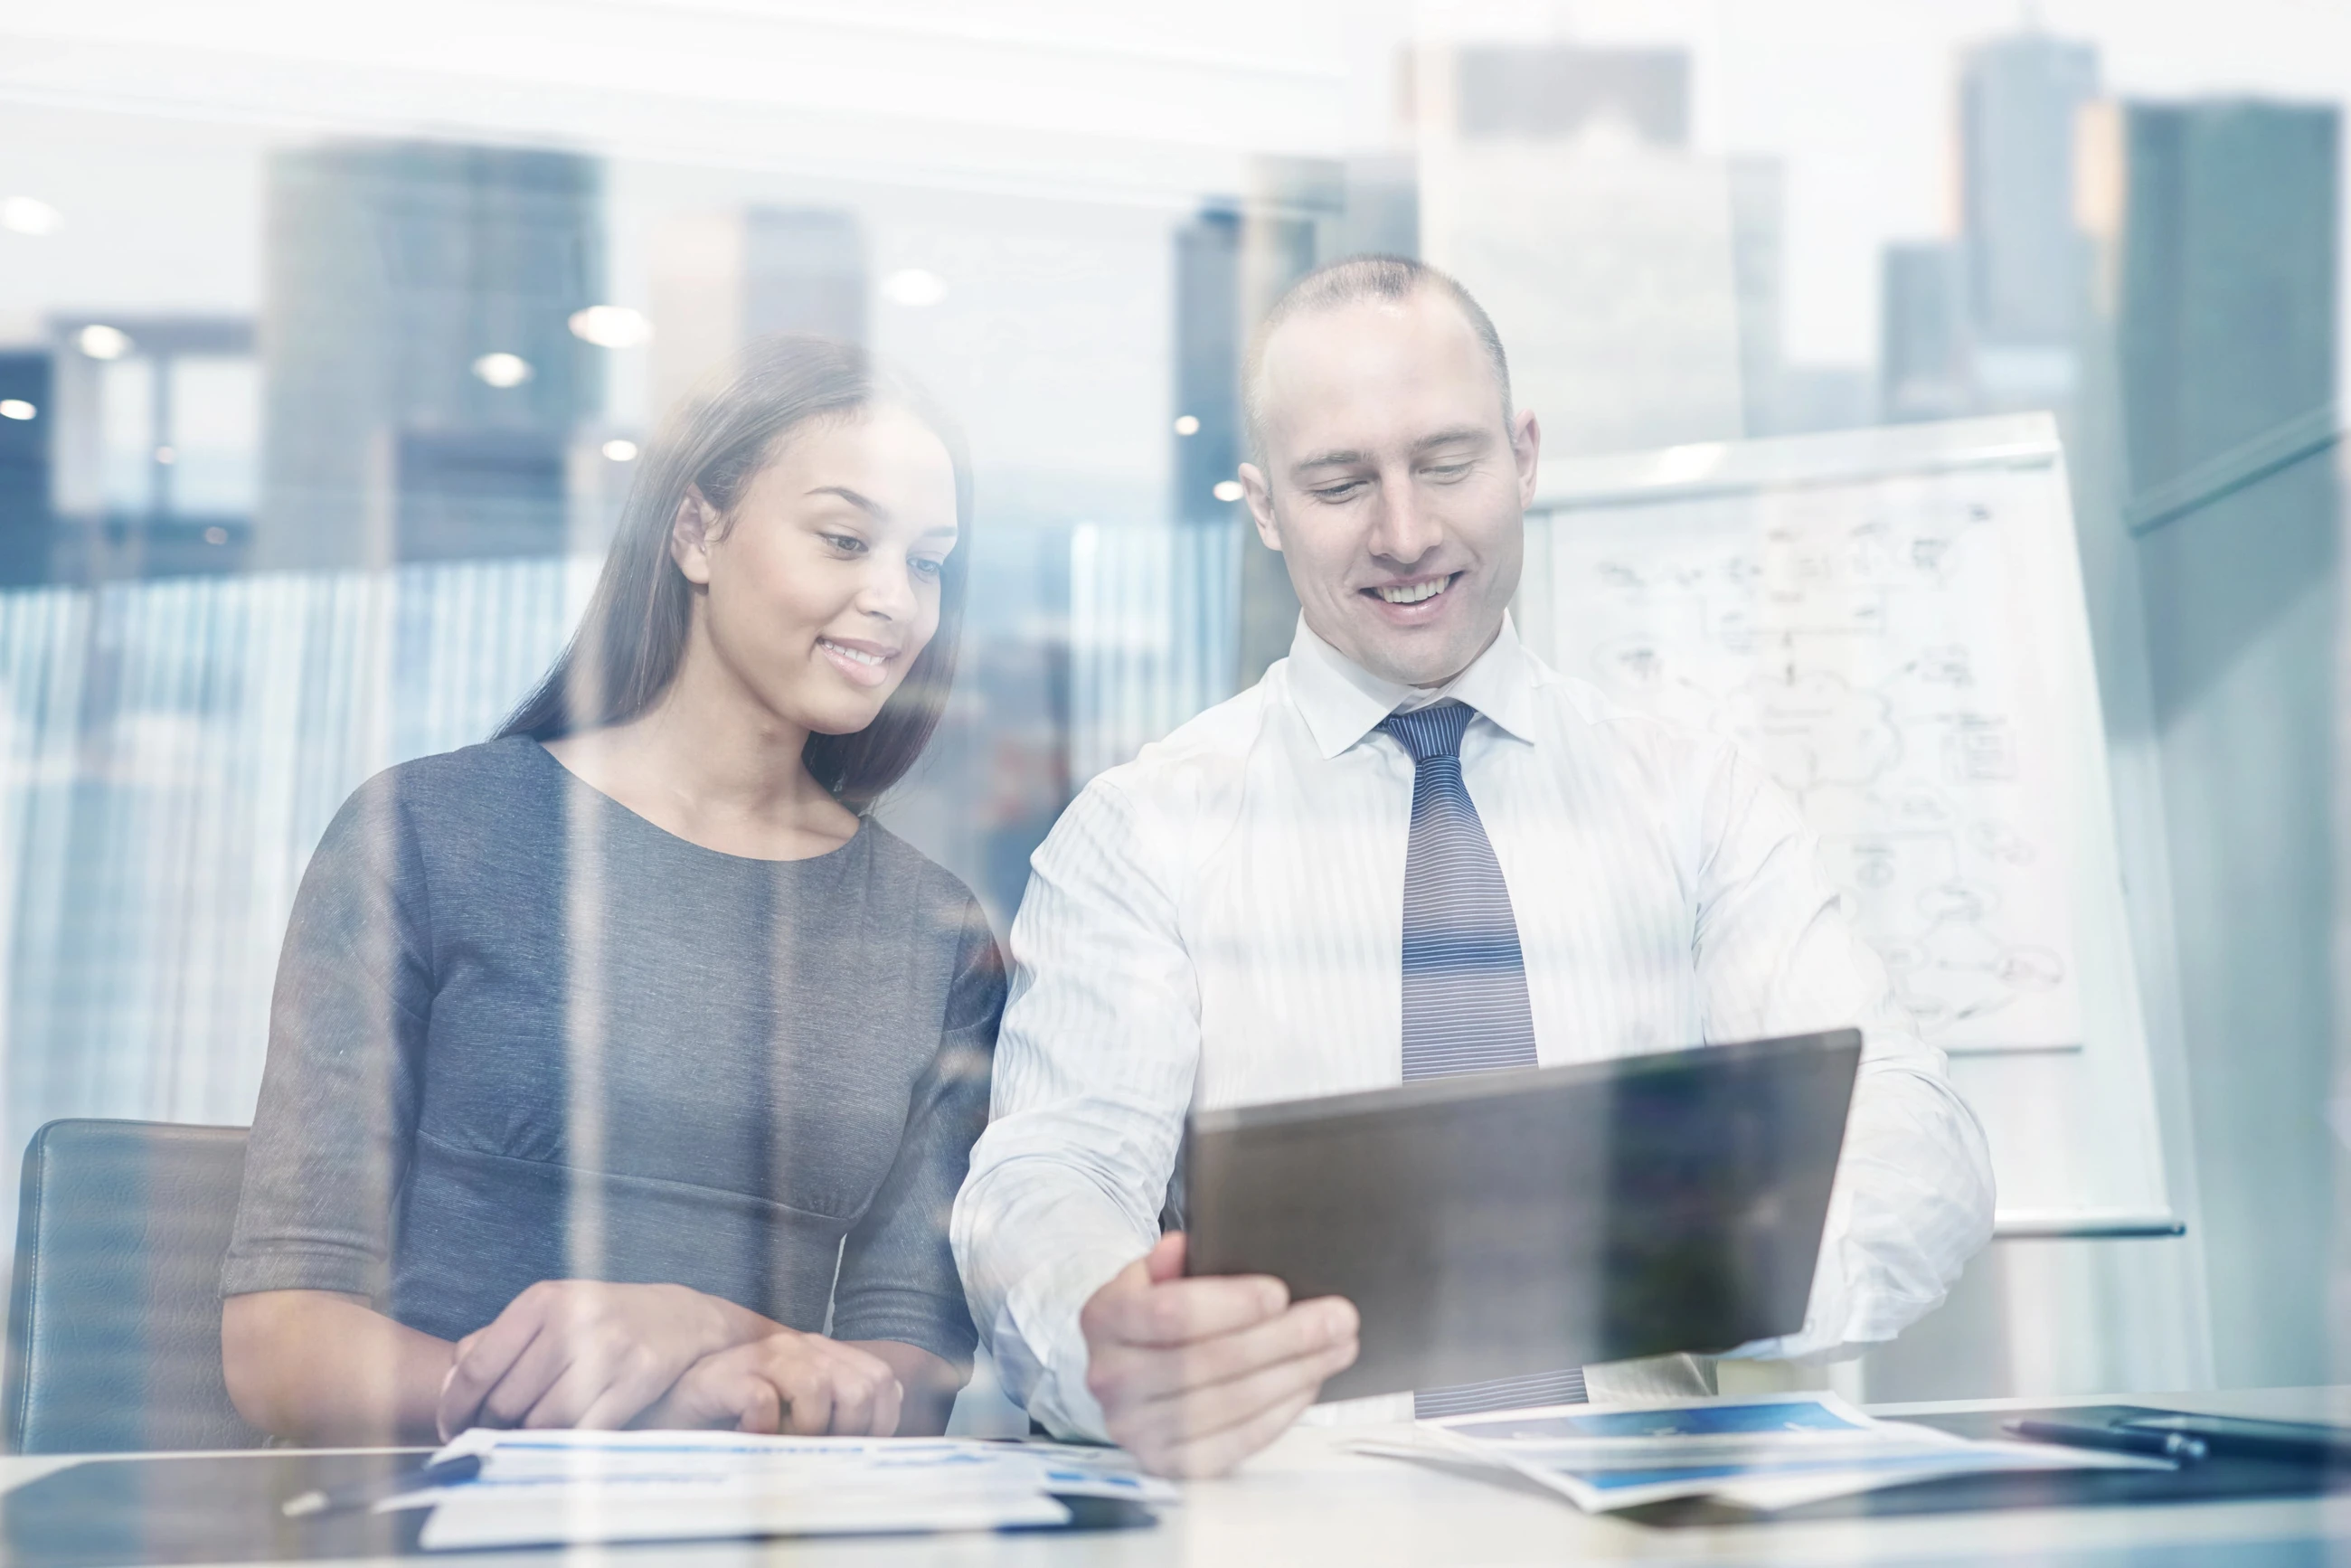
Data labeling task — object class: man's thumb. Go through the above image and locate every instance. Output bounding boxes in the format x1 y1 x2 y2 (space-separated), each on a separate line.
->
1144 1232 1187 1285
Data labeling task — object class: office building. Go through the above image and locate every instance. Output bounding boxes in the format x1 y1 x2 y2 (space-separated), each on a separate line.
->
1961 32 2100 352
1169 161 1333 686
1415 44 1790 455
1878 28 2101 420
2105 98 2340 1390
1880 241 1973 422
649 206 869 418
259 141 605 569
43 316 258 581
0 350 51 584
1441 44 1689 146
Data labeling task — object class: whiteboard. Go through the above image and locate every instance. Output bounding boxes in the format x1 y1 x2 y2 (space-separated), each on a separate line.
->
1514 414 2173 1229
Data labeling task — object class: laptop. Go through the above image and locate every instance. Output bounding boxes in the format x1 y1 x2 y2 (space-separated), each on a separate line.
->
1181 1029 1863 1402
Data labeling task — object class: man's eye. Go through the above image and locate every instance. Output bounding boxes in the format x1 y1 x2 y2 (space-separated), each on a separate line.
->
1311 481 1365 503
1424 463 1472 482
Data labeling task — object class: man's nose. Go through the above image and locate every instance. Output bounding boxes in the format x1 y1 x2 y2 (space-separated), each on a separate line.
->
1366 481 1445 568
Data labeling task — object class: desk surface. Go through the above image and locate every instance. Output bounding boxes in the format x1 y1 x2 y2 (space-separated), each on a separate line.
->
8 1387 2351 1566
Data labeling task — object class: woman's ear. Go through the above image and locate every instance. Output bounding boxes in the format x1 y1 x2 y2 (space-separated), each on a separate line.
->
670 486 720 586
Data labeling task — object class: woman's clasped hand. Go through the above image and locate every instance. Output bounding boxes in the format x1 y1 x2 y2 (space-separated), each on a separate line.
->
433 1280 906 1438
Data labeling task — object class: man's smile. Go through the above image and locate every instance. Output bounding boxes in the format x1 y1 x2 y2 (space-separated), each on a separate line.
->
1365 571 1460 607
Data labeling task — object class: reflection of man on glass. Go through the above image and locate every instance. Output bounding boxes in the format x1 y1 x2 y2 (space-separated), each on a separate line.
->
952 259 1994 1478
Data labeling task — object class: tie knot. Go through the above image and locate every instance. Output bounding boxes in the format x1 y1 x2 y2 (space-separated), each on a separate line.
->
1380 700 1476 764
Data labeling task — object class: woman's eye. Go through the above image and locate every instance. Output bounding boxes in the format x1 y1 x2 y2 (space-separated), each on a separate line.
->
822 533 867 555
911 557 945 580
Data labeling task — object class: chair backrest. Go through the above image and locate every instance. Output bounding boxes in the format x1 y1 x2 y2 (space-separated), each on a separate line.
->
3 1119 265 1452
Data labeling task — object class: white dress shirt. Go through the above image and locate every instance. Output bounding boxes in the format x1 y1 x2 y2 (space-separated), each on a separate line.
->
952 616 1996 1440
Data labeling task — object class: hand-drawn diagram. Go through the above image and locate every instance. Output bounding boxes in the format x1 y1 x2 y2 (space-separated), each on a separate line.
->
1538 464 2082 1051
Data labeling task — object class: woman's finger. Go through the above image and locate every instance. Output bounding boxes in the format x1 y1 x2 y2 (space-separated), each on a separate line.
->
439 1289 553 1432
766 1354 836 1437
517 1354 620 1439
574 1347 690 1431
869 1374 904 1438
475 1323 577 1428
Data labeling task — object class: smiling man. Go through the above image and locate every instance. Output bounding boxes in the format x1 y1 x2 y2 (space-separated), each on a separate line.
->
952 258 1994 1478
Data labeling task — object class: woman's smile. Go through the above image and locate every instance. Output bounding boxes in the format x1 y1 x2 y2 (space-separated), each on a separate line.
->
816 634 901 689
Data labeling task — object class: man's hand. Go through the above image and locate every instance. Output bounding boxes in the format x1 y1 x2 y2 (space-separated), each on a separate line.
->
636 1332 905 1436
1081 1233 1358 1478
436 1280 758 1440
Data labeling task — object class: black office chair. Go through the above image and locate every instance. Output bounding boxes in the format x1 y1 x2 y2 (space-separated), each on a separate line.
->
2 1119 266 1452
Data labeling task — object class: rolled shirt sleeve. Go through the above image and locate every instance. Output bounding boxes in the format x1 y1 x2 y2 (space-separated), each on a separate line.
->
951 779 1195 1440
1693 744 1997 1360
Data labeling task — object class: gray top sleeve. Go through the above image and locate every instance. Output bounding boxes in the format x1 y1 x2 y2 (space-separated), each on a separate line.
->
826 896 1004 1364
222 777 433 1301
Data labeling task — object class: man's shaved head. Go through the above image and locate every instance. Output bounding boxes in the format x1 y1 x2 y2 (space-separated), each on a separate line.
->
1242 256 1512 463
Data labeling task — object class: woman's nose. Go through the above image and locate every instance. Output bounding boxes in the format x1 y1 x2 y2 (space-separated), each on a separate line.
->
855 558 918 621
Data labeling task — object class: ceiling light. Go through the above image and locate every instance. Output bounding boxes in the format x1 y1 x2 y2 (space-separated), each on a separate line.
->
472 352 533 388
77 324 131 360
0 197 60 237
0 400 33 421
600 439 638 462
1174 415 1201 437
880 269 946 307
155 445 176 465
203 526 229 546
1212 479 1245 503
569 306 652 348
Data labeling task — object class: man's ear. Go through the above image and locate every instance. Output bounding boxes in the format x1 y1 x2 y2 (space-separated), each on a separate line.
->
670 486 720 586
1237 463 1282 553
1511 409 1543 509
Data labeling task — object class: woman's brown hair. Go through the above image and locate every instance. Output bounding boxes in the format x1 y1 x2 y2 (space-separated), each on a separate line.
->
496 335 972 812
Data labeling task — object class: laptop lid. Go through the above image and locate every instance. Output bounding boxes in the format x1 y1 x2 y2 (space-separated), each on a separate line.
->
1181 1029 1864 1401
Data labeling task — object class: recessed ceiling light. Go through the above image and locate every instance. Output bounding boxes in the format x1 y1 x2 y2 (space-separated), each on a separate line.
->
0 197 60 237
203 526 229 546
880 269 947 307
472 352 533 388
600 439 638 462
0 400 33 421
77 324 131 360
155 445 177 465
1212 479 1245 503
1174 414 1201 437
569 306 652 348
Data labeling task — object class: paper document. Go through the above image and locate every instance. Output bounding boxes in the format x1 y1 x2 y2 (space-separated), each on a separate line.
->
394 1429 1171 1551
1379 1393 2165 1513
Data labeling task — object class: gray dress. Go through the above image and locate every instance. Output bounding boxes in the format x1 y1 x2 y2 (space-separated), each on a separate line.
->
222 736 1001 1363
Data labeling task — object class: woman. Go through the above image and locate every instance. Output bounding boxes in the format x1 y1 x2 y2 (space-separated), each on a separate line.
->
221 336 1000 1444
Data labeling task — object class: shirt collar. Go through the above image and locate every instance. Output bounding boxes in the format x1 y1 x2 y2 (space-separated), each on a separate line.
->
1284 612 1541 760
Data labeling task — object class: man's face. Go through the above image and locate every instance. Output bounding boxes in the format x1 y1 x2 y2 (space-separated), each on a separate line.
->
1239 288 1539 688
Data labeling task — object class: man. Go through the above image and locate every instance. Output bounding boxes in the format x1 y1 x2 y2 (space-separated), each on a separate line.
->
952 257 1994 1478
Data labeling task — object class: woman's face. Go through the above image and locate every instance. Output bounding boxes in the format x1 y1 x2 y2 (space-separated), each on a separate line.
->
677 405 961 738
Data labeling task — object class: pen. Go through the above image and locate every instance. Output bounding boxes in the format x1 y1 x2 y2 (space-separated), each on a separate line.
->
282 1452 484 1517
2004 1419 2207 1463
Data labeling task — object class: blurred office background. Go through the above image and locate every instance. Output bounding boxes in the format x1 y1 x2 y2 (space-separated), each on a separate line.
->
0 0 2344 1412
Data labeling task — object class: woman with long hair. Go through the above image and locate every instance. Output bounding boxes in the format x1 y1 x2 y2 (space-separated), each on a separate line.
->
221 336 999 1442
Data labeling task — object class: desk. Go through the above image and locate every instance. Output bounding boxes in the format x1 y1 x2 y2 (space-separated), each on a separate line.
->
5 1388 2349 1566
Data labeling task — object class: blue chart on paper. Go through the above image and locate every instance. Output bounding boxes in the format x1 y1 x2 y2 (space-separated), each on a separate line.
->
1449 1399 1865 1443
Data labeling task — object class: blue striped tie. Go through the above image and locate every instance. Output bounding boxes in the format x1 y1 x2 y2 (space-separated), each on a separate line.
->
1381 701 1588 1416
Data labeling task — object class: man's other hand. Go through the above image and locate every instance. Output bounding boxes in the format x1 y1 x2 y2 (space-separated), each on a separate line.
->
1079 1233 1358 1478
